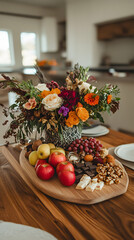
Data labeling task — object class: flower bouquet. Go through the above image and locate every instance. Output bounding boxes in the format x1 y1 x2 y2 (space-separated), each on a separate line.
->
0 64 120 147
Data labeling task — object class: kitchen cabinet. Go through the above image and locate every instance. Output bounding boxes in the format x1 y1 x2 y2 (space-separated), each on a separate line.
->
41 17 58 52
97 18 134 40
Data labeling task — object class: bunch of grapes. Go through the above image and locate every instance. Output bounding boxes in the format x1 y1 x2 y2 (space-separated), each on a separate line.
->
68 138 103 163
46 80 59 89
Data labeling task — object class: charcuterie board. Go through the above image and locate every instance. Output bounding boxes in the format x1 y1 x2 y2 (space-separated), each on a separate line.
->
19 149 129 205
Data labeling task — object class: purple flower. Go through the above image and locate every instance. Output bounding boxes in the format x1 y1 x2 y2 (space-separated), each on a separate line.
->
58 106 69 117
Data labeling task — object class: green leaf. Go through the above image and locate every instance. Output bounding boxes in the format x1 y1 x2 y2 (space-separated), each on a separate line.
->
10 113 15 119
96 113 104 123
9 104 18 110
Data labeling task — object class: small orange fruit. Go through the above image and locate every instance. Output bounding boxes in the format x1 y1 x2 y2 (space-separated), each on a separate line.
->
103 154 115 165
84 154 93 162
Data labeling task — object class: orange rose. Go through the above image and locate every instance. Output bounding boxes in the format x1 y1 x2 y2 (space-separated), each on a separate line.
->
76 107 89 122
65 118 73 128
40 90 50 98
51 88 61 95
84 93 99 106
107 94 112 104
65 111 79 127
40 88 61 98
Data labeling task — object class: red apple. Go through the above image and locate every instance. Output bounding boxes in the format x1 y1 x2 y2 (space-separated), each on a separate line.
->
56 161 74 174
49 152 66 167
35 159 47 170
58 170 76 186
36 163 54 180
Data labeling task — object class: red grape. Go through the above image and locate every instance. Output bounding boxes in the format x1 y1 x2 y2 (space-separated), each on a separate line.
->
67 137 103 157
79 145 83 150
85 147 89 152
73 147 77 152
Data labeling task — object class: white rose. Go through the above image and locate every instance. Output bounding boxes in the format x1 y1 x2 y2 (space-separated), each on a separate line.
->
78 82 97 94
42 94 63 111
35 83 49 91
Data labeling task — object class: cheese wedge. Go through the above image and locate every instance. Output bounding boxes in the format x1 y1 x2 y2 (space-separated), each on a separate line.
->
76 174 91 189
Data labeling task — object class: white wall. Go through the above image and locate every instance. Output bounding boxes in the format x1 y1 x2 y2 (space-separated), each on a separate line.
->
66 0 134 67
92 76 134 133
105 38 134 64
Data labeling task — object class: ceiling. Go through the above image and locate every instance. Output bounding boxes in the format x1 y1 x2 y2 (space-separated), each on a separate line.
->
3 0 66 7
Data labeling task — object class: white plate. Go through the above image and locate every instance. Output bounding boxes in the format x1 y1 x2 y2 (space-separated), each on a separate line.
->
114 143 134 162
109 147 134 170
82 125 109 137
0 221 57 240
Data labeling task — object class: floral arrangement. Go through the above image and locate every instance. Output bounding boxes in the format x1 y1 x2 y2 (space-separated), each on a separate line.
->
0 64 120 145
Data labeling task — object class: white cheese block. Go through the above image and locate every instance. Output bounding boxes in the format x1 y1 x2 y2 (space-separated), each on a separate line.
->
86 182 98 192
92 178 98 183
76 175 91 189
96 181 104 190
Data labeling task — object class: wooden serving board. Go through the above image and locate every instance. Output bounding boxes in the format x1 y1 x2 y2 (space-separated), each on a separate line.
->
19 150 129 205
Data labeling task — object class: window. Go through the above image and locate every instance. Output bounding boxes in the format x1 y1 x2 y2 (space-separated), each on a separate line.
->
20 32 37 66
0 30 13 65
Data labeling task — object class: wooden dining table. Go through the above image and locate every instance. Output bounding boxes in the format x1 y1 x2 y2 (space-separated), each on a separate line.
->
0 129 134 240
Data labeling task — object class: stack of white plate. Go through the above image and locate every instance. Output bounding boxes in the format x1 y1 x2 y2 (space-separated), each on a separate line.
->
113 143 134 170
82 125 109 137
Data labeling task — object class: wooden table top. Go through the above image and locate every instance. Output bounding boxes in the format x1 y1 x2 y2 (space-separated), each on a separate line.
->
0 129 134 240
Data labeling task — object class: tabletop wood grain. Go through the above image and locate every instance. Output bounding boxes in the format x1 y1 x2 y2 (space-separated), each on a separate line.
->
0 129 134 240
